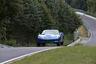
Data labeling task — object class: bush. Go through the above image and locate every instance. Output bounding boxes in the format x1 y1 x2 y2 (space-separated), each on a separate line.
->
64 33 74 46
0 39 16 46
2 0 82 46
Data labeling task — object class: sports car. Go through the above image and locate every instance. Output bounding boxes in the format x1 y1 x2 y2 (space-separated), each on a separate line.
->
36 29 64 46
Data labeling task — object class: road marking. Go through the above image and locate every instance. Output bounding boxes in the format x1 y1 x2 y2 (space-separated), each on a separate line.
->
75 12 96 46
76 12 96 20
1 12 96 64
68 12 96 46
67 39 81 46
0 47 59 64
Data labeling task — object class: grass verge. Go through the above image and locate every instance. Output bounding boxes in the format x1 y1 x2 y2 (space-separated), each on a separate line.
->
64 33 74 46
11 46 96 64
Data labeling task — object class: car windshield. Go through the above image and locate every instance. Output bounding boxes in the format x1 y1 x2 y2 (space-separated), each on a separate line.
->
42 30 59 35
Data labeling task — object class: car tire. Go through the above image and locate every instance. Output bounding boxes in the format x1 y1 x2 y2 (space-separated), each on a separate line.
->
61 42 64 45
57 43 60 46
60 36 64 45
42 43 46 46
37 43 40 47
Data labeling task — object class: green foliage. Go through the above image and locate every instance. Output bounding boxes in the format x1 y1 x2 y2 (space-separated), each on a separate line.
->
87 0 96 16
65 0 88 11
0 0 81 46
65 0 96 17
0 0 23 19
64 33 74 46
45 0 82 34
0 0 23 41
0 39 16 46
6 0 54 46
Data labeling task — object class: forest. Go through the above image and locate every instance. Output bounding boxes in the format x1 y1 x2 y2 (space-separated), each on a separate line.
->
1 0 95 46
65 0 96 16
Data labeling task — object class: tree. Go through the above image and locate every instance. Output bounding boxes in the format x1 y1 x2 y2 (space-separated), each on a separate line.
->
65 0 87 11
0 0 23 40
7 0 53 46
2 0 81 46
87 0 96 16
0 0 23 19
45 0 82 34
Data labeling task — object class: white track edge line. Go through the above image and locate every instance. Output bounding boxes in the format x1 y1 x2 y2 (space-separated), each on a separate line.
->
0 47 58 64
76 12 96 20
1 11 96 64
76 12 96 43
67 12 96 46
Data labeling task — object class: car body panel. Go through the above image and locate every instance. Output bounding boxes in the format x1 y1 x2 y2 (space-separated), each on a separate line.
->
36 30 64 46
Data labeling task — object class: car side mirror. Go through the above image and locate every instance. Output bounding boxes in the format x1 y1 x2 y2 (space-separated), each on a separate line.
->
41 34 45 35
60 32 64 35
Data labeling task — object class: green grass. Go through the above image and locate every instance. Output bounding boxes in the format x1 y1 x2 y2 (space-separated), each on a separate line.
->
64 34 74 46
11 46 96 64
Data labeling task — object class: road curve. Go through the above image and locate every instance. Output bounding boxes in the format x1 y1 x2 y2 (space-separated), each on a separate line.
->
0 47 57 63
76 12 96 46
0 12 96 64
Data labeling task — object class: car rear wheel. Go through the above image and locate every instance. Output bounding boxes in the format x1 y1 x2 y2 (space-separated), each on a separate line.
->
57 43 60 46
61 42 64 45
60 36 64 45
37 43 40 47
42 43 46 46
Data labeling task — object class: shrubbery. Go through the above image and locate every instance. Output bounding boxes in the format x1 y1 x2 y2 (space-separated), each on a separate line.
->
0 0 81 46
65 0 96 16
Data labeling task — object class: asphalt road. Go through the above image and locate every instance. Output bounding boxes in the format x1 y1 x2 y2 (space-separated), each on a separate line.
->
77 12 96 46
0 47 56 63
0 12 96 63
